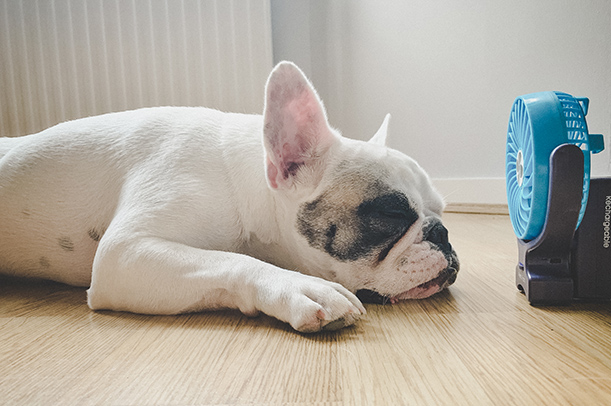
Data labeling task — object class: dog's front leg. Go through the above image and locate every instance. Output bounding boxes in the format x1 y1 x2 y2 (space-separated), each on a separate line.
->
87 236 365 332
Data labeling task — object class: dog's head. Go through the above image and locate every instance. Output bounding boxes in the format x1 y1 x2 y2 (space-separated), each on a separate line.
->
262 61 459 303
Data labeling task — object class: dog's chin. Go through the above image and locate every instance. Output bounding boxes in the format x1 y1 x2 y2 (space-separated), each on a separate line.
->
390 266 458 301
355 267 458 305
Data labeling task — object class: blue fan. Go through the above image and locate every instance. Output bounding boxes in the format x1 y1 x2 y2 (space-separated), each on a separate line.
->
507 92 610 304
505 91 604 241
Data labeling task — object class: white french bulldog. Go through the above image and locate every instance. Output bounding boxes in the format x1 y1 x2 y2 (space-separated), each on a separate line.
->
0 62 458 332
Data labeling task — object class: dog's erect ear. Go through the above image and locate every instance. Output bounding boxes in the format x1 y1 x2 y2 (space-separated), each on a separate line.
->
263 61 338 190
368 114 391 146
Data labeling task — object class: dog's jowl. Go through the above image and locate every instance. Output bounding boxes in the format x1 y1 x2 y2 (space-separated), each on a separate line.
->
0 62 458 332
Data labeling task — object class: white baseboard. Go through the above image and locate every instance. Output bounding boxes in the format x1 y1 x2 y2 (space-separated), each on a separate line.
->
432 177 507 206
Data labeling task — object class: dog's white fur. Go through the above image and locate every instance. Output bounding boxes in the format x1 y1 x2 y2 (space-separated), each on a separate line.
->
0 62 453 332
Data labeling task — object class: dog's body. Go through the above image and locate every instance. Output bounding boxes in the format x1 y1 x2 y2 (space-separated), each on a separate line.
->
0 62 458 332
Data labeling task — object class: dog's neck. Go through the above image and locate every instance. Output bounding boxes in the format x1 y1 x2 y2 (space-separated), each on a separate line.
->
219 115 286 248
216 112 336 275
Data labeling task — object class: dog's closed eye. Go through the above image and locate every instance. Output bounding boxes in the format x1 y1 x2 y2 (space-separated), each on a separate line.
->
375 209 412 220
358 192 418 228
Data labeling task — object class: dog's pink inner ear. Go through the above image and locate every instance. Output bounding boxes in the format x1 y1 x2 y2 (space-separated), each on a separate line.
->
264 121 317 189
263 62 335 190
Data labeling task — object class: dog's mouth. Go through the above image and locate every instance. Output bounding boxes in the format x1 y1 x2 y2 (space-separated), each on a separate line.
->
355 267 458 305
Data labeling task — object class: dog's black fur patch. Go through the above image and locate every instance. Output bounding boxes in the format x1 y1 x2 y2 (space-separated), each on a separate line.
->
356 289 390 304
297 190 418 262
58 237 74 252
88 228 101 242
39 256 51 270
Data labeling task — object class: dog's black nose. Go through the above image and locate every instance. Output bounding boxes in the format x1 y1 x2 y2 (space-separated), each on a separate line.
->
423 218 449 247
424 218 459 272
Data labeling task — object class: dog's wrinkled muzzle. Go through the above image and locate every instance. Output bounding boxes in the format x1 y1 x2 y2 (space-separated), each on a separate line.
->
356 266 458 304
355 216 459 305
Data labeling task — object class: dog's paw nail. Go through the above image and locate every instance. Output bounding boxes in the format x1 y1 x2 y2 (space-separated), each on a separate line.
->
322 317 347 331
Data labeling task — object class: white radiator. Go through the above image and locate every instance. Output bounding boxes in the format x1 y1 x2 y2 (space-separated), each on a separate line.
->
0 0 273 137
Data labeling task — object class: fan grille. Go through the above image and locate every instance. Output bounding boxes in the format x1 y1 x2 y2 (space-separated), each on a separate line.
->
506 91 592 241
555 92 590 227
506 98 535 239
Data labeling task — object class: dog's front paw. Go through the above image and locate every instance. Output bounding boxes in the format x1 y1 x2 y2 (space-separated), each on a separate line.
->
257 273 366 333
288 282 366 333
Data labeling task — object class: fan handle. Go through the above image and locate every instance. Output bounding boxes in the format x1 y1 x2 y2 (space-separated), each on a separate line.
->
515 143 584 304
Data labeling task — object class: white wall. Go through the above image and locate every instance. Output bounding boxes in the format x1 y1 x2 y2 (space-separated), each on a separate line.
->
271 0 611 205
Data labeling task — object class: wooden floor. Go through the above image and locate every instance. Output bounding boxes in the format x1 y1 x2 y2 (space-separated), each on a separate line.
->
2 213 611 405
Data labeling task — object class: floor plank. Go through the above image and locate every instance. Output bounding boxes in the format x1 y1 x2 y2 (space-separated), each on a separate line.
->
1 213 610 405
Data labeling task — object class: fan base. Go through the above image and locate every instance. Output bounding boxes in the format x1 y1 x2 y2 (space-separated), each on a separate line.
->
516 145 611 304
